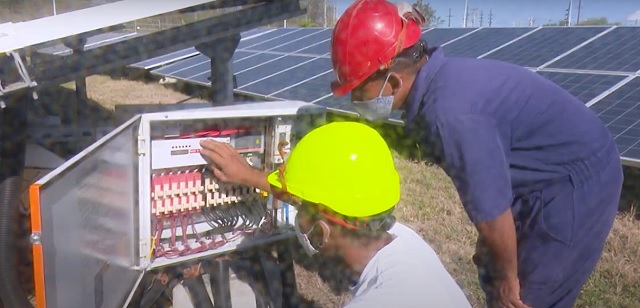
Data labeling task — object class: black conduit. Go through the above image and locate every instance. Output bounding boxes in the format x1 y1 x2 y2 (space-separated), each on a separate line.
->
0 96 32 308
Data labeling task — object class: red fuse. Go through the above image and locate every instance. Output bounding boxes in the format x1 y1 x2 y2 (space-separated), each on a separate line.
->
178 172 187 195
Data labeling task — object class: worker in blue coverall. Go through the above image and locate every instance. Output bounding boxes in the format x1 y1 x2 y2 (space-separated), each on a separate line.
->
329 1 624 307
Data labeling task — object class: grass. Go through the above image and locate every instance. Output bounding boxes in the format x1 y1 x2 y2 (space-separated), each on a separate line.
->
32 76 640 307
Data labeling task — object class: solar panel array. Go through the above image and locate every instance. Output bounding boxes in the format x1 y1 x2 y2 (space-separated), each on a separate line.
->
131 26 640 165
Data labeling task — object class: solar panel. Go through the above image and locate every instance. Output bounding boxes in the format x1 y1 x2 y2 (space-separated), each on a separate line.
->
271 71 332 102
131 47 198 69
239 57 331 95
242 28 323 51
588 77 640 160
151 51 256 81
232 52 282 72
38 31 139 55
188 70 213 85
237 28 298 49
271 28 332 54
141 26 640 141
536 71 626 103
482 27 609 67
443 27 535 58
130 30 277 70
422 28 477 47
241 28 271 38
294 39 331 56
235 55 311 87
152 54 210 76
545 27 640 72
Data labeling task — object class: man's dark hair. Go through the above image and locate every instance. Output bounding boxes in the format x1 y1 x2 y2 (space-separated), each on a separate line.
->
367 39 433 82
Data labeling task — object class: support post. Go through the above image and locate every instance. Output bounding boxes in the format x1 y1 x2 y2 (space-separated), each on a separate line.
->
63 37 88 126
276 239 299 308
64 37 89 153
196 33 241 105
209 259 232 308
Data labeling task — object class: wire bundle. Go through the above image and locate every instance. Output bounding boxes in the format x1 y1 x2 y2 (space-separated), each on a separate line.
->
152 201 269 259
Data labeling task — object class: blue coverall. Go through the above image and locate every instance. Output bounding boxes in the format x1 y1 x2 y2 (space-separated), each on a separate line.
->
403 48 623 307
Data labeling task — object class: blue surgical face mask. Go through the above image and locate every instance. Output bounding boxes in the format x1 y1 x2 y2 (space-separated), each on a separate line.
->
353 73 395 122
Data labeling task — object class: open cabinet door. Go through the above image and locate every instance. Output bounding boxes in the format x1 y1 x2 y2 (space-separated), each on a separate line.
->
29 116 142 308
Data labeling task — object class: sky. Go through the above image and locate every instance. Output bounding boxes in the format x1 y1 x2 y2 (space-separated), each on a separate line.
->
333 0 640 27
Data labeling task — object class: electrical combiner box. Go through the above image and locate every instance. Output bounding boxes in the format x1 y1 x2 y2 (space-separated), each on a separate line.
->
28 101 326 308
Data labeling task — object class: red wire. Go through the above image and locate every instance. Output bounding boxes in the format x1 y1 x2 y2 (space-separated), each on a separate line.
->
154 216 166 258
189 211 208 253
177 128 249 139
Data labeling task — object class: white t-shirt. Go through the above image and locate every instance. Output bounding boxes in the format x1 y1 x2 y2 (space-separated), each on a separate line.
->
344 222 472 308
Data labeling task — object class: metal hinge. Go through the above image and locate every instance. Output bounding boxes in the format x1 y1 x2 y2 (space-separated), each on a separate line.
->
137 134 146 156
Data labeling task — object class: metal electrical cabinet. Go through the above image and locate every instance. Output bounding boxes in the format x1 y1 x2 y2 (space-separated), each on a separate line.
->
28 101 326 308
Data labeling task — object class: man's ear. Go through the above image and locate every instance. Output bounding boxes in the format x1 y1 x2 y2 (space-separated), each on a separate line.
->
388 72 404 95
316 220 332 248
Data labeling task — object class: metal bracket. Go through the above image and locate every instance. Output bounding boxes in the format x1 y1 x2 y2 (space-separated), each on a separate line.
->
0 51 38 103
33 0 306 87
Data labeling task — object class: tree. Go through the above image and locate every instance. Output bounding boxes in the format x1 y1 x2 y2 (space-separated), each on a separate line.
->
544 17 621 27
578 17 621 26
412 0 441 27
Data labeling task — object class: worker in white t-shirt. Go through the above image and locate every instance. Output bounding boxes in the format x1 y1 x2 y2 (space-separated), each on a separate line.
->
200 121 472 307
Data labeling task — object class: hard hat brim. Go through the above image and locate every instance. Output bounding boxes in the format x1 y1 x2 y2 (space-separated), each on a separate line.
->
266 169 284 190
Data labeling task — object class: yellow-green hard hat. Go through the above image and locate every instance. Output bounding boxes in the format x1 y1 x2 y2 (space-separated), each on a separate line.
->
267 121 400 218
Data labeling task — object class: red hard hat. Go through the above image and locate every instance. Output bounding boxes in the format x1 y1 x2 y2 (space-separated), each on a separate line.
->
330 0 426 97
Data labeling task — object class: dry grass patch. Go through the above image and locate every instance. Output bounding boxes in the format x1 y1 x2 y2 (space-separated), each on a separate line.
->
61 75 199 110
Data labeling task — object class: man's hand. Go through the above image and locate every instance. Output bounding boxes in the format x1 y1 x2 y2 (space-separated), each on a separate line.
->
475 209 530 308
492 276 530 308
199 139 256 185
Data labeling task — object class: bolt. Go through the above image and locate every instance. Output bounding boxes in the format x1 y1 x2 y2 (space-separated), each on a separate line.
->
30 233 42 244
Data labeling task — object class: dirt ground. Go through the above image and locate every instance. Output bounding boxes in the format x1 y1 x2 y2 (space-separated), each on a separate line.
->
30 75 640 307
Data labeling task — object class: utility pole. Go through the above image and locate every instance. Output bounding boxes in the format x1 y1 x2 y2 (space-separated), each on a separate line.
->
576 0 582 25
53 0 57 15
463 0 469 27
568 0 573 26
480 10 484 27
471 8 478 27
564 0 572 26
323 0 327 28
448 8 453 27
489 9 493 27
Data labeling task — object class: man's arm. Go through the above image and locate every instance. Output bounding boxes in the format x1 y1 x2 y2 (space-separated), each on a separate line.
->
436 114 527 307
243 168 273 193
475 208 518 280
